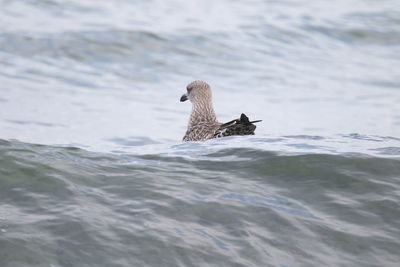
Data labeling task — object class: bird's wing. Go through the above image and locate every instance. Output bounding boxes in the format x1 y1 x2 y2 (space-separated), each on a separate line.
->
214 113 262 138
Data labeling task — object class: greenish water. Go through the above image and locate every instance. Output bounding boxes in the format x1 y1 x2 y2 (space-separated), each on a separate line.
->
1 137 400 266
1 0 400 266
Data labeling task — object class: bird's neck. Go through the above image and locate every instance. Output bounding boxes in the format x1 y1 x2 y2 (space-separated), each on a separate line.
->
188 101 217 127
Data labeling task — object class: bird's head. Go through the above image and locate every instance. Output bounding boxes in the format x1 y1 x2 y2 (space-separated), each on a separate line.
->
180 80 212 104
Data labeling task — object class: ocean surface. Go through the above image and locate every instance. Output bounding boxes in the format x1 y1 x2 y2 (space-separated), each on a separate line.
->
1 0 400 266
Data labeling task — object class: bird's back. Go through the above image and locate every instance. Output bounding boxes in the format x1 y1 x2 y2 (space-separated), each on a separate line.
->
183 122 222 141
183 114 261 141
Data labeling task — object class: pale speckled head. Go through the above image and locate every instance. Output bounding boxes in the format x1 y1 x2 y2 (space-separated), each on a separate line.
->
180 80 212 104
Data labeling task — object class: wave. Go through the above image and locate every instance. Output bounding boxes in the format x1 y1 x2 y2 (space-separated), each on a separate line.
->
1 137 399 185
1 137 400 266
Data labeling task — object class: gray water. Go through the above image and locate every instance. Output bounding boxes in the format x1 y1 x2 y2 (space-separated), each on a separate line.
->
1 0 400 266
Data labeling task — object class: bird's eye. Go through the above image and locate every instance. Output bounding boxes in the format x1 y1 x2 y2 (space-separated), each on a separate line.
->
187 87 192 92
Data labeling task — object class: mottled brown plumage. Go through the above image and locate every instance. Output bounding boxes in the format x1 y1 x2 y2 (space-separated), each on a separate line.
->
180 81 261 141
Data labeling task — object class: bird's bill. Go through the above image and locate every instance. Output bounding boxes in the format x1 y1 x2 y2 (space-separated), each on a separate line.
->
180 94 188 102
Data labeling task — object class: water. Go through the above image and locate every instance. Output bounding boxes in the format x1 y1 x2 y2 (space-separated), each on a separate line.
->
1 0 400 266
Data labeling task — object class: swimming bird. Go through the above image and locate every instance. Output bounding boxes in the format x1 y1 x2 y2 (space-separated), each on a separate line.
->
180 80 261 141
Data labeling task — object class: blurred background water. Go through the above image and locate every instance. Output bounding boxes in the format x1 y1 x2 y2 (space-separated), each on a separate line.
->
0 0 400 266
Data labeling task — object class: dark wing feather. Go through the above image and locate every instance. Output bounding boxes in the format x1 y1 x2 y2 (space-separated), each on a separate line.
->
214 113 261 138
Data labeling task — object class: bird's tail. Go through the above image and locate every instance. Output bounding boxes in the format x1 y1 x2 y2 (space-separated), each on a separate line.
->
215 114 262 138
